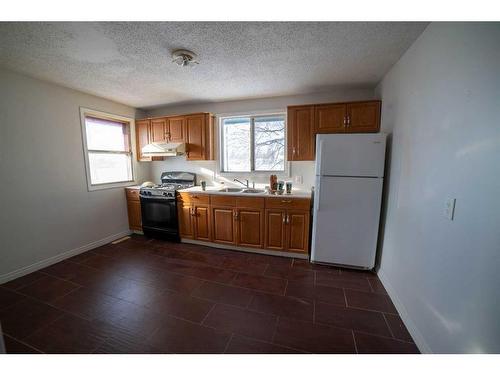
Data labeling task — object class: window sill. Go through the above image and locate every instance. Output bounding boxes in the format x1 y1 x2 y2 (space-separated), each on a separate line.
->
87 180 137 192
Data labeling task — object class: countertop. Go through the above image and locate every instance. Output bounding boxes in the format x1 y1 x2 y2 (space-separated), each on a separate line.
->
178 186 312 199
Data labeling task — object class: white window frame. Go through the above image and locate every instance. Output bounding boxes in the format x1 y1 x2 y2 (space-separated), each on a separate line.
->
80 107 137 191
218 111 289 177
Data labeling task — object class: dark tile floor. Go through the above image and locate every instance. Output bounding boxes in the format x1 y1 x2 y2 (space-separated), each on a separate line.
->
0 235 418 354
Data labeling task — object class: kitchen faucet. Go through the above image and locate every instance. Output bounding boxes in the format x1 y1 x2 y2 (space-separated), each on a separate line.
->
233 178 250 188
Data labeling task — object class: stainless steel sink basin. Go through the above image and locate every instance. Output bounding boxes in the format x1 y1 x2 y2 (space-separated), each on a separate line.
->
241 188 265 194
218 187 243 193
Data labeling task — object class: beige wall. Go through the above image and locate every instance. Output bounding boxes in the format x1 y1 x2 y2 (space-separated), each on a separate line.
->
0 68 149 280
376 23 500 353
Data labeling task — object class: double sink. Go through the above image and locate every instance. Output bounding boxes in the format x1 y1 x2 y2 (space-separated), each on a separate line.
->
218 187 266 194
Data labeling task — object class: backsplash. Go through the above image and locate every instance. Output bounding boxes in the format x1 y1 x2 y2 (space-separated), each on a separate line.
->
149 157 315 192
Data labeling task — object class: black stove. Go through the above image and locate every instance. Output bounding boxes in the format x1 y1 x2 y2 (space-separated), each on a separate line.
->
140 171 195 240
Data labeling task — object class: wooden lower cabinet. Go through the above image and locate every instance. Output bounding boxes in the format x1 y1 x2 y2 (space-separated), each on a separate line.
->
193 205 211 241
211 206 236 245
265 209 309 253
179 202 211 241
265 209 287 251
178 203 194 239
236 208 264 248
178 193 311 256
125 188 142 231
286 210 310 253
127 200 142 231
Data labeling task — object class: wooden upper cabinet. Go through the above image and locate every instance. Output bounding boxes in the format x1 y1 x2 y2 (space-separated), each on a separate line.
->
265 209 287 251
151 117 167 142
315 103 347 133
167 116 185 143
186 114 204 160
135 119 151 162
347 101 381 133
286 210 310 253
287 105 315 161
186 114 214 161
212 206 236 245
236 208 264 248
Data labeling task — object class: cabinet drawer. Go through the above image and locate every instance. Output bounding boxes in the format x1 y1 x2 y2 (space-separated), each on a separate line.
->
178 192 210 204
125 188 140 201
210 195 236 207
265 197 311 210
236 197 265 208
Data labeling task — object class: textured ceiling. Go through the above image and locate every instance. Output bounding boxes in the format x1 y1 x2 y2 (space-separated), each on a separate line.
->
0 22 427 109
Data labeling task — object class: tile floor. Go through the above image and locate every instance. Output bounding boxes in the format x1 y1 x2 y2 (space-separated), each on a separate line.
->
0 235 418 354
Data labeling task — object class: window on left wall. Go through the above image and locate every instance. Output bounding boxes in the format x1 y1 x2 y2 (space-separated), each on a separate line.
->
80 109 135 191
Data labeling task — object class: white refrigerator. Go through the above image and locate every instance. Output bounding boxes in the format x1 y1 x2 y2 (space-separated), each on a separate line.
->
311 133 387 269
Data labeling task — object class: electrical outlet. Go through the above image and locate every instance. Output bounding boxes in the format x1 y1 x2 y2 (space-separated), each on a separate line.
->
294 175 303 184
444 198 456 220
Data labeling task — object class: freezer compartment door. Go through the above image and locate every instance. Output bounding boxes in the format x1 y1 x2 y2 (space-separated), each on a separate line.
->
316 133 386 177
311 176 383 268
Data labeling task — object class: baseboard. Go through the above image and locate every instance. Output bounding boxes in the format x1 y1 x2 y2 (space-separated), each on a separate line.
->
377 268 432 353
0 230 132 285
181 239 309 259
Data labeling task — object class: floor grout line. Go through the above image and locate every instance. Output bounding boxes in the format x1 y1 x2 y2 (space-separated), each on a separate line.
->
222 333 234 354
382 313 395 339
199 303 217 326
351 330 359 354
2 332 45 354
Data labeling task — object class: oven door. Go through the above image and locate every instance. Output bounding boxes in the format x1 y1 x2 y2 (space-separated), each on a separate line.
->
140 196 178 236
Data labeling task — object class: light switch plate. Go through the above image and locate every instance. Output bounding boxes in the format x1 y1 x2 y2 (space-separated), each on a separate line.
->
444 198 456 220
294 175 303 184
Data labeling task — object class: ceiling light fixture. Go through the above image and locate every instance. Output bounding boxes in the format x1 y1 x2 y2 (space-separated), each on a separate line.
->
171 49 199 67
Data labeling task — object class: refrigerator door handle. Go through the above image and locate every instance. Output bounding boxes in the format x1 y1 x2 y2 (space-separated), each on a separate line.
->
316 139 323 175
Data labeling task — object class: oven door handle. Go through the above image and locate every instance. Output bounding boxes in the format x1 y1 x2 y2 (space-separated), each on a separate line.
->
139 195 175 201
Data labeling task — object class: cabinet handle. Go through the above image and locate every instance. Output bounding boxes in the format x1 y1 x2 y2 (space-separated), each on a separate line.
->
282 214 286 224
346 115 351 127
286 214 290 224
292 147 296 155
343 116 347 127
233 210 239 220
281 199 292 203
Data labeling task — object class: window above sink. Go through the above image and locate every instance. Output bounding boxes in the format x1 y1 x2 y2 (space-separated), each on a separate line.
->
219 113 286 173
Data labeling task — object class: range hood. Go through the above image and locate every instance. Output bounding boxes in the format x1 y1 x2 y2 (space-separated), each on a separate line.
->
141 142 186 157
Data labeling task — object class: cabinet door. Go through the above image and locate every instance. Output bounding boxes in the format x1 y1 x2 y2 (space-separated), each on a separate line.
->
212 206 236 245
286 210 310 253
287 106 315 161
167 116 185 143
193 205 211 241
178 203 194 239
264 209 287 251
127 200 142 231
151 118 167 142
347 101 381 133
315 103 347 133
236 208 264 248
135 119 151 161
186 114 206 160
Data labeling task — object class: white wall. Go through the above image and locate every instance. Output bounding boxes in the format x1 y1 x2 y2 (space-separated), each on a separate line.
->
0 69 148 280
376 23 500 353
145 88 375 190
